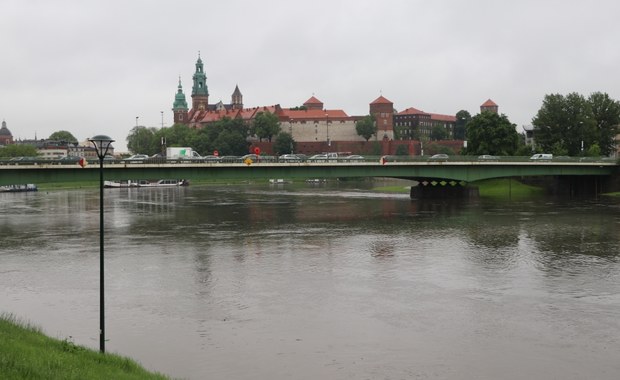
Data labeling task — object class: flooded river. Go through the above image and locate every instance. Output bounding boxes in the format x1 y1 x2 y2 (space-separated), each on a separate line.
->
1 182 619 379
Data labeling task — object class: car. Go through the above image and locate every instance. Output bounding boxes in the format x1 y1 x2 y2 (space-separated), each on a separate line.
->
219 155 241 163
123 154 149 163
279 154 302 162
309 154 328 161
202 155 221 162
477 155 499 161
428 154 449 161
343 155 365 161
530 153 553 160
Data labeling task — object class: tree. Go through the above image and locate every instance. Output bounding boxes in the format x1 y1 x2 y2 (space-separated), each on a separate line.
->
355 115 377 141
0 144 39 157
430 125 447 141
252 111 281 142
273 132 295 155
48 130 78 143
464 112 519 156
126 126 159 155
454 110 471 140
532 92 598 156
588 92 620 156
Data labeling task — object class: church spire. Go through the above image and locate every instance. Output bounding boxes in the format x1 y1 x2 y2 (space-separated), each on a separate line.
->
231 84 243 109
173 77 189 124
191 52 209 110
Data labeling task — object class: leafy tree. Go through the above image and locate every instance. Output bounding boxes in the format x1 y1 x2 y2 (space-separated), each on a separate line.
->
454 110 471 140
395 145 409 156
273 132 295 155
213 129 248 155
48 130 78 143
126 126 159 155
588 92 620 156
430 125 447 141
355 115 377 141
0 144 39 157
464 112 519 156
532 93 598 156
252 112 281 142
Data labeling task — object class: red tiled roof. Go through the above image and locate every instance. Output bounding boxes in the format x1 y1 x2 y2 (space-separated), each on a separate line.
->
370 95 393 105
429 113 457 122
303 96 323 105
397 107 428 116
481 99 497 107
283 109 349 120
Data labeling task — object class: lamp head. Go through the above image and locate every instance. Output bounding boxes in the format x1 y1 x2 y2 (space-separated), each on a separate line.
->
89 135 115 159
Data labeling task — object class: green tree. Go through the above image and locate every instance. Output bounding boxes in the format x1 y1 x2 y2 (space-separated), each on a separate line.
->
430 125 447 141
0 144 39 157
464 112 519 156
355 115 377 141
395 145 409 156
252 112 281 142
273 132 295 155
588 92 620 156
48 130 78 143
126 126 159 155
532 93 597 156
454 110 471 140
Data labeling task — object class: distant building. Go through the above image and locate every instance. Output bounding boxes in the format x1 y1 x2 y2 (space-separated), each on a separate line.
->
480 99 499 113
369 96 394 140
393 107 457 140
0 120 13 146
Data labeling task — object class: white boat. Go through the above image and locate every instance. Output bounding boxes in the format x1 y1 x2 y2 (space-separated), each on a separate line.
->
104 180 139 188
104 179 189 188
137 179 189 187
0 183 38 192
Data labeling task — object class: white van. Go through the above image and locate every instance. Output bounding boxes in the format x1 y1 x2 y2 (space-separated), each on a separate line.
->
530 153 553 160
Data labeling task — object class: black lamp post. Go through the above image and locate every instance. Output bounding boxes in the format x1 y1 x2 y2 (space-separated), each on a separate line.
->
88 134 114 353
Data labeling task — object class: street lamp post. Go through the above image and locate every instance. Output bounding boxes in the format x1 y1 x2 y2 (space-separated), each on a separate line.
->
88 134 115 354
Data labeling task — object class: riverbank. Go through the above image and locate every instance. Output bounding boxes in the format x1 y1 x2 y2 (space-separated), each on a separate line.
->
0 313 170 380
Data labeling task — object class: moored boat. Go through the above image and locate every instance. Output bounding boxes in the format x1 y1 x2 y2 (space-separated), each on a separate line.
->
104 179 189 188
0 184 38 192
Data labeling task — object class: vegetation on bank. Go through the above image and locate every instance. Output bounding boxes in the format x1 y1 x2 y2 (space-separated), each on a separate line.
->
0 313 169 380
373 178 547 200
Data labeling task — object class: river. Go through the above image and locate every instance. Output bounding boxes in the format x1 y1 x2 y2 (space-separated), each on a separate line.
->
1 181 619 379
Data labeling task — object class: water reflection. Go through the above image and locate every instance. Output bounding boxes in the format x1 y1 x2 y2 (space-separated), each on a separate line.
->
1 185 619 380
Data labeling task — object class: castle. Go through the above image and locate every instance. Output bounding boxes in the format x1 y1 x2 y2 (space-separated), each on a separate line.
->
171 54 476 151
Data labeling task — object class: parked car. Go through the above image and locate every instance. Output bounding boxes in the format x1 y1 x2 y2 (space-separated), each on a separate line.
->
477 155 499 161
428 154 449 161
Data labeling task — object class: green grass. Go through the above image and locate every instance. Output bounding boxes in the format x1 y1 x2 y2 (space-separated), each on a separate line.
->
372 185 411 193
0 313 170 380
373 179 547 200
473 178 546 200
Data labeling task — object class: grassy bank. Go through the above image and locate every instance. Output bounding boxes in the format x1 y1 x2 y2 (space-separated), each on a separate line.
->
373 178 547 200
472 178 546 200
0 313 169 380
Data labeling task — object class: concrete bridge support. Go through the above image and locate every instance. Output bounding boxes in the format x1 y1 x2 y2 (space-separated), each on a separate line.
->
410 182 479 199
553 175 610 198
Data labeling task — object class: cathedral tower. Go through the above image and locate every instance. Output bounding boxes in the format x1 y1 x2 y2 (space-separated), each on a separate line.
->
191 53 209 111
231 85 243 110
172 77 189 124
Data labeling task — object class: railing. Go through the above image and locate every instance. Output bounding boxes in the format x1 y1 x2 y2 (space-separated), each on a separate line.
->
1 155 618 166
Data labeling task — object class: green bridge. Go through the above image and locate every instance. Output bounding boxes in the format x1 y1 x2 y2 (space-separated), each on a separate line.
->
0 158 616 187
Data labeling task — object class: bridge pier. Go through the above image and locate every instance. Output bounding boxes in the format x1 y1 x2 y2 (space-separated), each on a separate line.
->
410 181 479 199
553 175 609 198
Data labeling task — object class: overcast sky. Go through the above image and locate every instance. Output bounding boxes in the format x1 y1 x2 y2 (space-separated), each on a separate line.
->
2 0 619 152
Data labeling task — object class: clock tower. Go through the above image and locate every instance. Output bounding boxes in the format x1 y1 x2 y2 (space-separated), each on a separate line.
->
191 53 209 111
